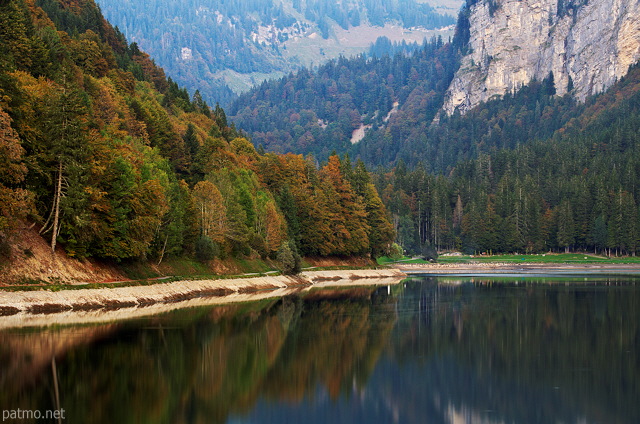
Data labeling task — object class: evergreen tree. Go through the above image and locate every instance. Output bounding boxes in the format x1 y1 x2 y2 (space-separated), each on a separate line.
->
591 215 608 255
556 200 575 253
39 67 90 253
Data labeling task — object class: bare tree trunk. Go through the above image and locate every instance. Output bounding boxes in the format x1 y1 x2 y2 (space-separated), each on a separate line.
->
39 196 55 236
51 161 63 253
157 235 168 266
51 357 62 424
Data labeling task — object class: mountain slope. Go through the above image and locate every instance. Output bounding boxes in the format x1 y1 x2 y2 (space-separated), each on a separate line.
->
229 35 460 162
95 0 457 105
231 0 640 171
0 0 395 282
375 64 640 255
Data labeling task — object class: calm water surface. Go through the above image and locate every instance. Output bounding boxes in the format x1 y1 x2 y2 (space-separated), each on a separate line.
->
0 275 639 423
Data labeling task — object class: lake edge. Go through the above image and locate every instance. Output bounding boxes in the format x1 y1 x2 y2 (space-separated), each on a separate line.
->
397 262 640 275
0 269 406 328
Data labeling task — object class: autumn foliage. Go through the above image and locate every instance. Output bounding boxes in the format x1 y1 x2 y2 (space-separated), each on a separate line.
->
0 0 394 262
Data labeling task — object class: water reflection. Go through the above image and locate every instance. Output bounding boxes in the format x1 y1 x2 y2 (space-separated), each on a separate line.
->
385 277 640 424
0 287 396 423
0 278 638 423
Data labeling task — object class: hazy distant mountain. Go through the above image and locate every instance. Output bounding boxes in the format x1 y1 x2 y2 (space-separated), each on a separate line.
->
95 0 458 106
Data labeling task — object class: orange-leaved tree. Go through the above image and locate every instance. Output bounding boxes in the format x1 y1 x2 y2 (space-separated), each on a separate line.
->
0 106 33 244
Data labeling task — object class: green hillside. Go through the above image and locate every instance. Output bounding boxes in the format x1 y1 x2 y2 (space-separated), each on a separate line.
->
230 35 460 161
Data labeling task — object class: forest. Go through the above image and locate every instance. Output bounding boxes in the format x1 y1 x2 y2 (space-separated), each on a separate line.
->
367 36 424 59
229 6 473 165
296 0 454 32
373 64 640 256
230 35 459 161
4 0 640 263
0 0 395 269
95 0 455 106
229 7 582 171
231 0 640 257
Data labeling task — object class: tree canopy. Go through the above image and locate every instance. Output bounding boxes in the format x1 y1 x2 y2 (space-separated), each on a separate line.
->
0 0 395 263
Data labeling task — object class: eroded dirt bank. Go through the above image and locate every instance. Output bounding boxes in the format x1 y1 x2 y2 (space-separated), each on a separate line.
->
0 225 384 285
0 269 406 328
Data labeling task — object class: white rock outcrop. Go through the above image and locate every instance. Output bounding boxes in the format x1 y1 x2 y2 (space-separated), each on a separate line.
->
443 0 640 114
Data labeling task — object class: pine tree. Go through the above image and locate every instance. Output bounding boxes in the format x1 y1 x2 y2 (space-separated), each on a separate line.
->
591 215 608 255
265 200 287 254
192 89 210 117
556 200 575 253
0 0 33 72
277 184 301 247
39 68 90 253
363 181 395 257
183 123 198 160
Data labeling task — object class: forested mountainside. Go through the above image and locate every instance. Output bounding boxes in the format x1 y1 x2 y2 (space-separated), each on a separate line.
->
376 64 640 255
4 0 640 264
229 37 579 171
231 0 640 171
0 0 395 268
230 0 640 256
95 0 456 105
230 34 461 163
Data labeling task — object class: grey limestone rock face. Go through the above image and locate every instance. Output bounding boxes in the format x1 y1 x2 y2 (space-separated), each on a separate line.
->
443 0 640 115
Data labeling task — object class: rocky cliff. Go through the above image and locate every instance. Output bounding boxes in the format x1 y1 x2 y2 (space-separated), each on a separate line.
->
443 0 640 114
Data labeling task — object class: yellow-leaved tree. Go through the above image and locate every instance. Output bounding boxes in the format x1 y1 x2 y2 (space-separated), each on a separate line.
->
0 106 33 246
192 180 225 244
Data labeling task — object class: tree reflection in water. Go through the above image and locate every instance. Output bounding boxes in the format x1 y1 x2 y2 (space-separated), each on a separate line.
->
0 287 396 423
0 278 638 424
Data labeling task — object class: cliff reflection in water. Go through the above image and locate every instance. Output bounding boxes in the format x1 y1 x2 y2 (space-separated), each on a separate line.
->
381 277 640 424
0 278 639 423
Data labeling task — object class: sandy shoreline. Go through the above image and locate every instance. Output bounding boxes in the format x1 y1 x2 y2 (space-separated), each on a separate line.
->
5 263 639 329
0 269 406 328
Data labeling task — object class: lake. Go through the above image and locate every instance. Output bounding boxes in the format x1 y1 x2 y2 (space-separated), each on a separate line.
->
0 274 638 423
